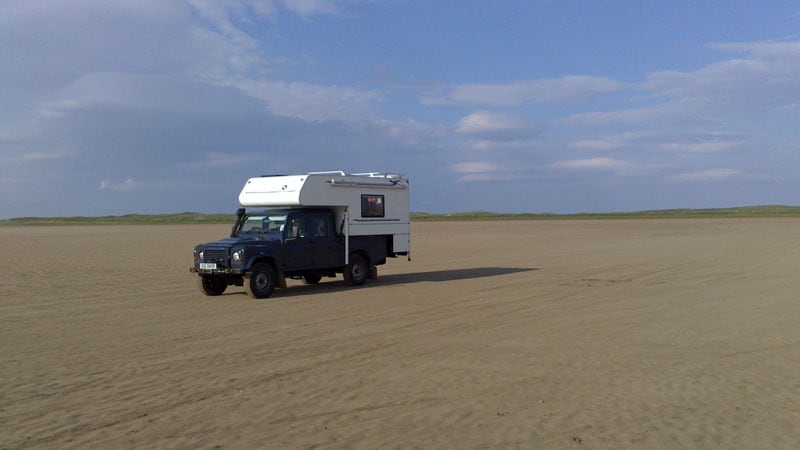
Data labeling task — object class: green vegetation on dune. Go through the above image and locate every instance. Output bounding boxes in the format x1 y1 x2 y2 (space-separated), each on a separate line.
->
2 205 800 226
411 205 800 221
608 205 800 218
0 212 235 226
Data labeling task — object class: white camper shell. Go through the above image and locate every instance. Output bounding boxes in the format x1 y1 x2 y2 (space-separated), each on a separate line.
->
239 171 410 257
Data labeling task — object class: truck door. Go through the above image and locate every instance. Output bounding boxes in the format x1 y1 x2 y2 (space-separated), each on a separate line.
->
283 216 313 270
308 215 341 268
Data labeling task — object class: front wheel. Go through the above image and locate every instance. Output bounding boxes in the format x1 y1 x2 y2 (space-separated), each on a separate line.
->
198 275 227 296
245 263 277 298
343 254 368 286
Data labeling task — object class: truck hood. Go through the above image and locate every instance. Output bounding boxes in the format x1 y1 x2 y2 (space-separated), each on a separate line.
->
203 234 280 248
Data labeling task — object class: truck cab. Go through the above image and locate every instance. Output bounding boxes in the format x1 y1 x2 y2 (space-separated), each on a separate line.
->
191 172 410 298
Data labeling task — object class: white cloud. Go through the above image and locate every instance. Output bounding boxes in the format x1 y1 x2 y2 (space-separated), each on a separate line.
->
37 69 381 123
99 178 140 191
447 75 628 106
188 0 340 22
465 139 538 152
711 41 800 59
0 1 192 94
450 161 518 181
671 169 742 182
380 119 449 146
1 0 383 124
279 0 338 16
569 132 650 151
643 49 800 111
192 0 341 18
569 139 618 151
455 111 544 141
195 151 263 168
180 1 383 121
657 142 734 153
566 40 800 127
4 151 67 163
452 161 500 174
39 73 200 116
564 104 686 126
568 131 741 154
223 78 381 121
551 157 638 173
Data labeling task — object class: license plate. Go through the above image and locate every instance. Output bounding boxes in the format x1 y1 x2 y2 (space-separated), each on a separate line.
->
199 263 217 270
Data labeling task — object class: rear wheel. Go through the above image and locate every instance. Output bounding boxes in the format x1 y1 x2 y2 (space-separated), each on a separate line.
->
343 254 368 286
197 276 227 296
245 263 277 298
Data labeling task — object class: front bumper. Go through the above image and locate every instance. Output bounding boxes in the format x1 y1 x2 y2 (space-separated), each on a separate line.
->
190 266 244 275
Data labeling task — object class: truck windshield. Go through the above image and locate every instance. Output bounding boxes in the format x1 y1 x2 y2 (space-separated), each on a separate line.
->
239 214 286 234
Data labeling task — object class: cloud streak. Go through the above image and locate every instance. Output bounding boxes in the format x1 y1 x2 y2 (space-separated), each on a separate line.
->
455 111 544 141
433 76 628 107
99 178 140 191
671 169 743 182
450 161 519 182
551 157 640 174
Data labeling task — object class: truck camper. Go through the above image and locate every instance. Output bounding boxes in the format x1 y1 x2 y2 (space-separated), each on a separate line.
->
191 171 410 298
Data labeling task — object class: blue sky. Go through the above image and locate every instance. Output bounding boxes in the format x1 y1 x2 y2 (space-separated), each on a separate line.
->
2 0 800 218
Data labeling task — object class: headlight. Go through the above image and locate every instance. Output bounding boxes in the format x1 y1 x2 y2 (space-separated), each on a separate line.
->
198 251 204 260
232 249 244 263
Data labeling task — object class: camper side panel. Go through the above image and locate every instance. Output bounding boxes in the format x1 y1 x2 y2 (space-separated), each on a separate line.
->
238 175 307 206
300 174 409 233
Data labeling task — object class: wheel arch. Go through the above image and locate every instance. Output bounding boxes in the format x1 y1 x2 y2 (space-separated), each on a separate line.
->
246 255 279 272
349 249 371 266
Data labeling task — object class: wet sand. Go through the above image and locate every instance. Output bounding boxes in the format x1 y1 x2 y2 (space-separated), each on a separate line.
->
2 219 799 448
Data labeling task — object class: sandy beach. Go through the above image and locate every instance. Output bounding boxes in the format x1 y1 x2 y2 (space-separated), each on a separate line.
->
2 219 799 448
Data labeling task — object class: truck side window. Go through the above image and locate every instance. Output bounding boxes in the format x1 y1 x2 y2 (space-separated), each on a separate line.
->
312 217 330 238
286 217 306 238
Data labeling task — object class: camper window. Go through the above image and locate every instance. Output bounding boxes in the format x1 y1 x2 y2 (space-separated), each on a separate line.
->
361 194 385 218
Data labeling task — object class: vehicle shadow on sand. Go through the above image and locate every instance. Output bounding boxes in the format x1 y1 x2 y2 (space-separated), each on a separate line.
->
376 266 538 285
241 266 539 299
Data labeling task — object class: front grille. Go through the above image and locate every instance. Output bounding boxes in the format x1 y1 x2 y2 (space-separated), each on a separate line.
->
204 247 229 263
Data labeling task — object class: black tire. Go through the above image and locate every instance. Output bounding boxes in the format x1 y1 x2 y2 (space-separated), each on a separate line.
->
343 254 368 286
198 276 227 296
245 263 277 298
302 273 322 285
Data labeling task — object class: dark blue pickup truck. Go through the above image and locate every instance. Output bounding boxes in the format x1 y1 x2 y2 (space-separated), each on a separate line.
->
191 207 394 298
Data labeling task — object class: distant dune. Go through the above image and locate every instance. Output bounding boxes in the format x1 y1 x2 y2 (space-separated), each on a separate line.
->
3 205 800 226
